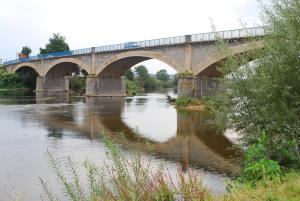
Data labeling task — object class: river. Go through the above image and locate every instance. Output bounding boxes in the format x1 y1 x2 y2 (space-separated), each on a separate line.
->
0 90 240 200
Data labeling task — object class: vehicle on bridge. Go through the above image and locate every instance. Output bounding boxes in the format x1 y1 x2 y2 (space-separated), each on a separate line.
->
124 42 140 49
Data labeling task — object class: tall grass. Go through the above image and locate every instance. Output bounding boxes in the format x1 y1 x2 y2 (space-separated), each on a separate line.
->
39 136 300 201
39 138 213 201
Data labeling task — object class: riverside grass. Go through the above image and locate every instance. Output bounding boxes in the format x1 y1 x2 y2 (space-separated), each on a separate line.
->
38 137 300 201
39 137 213 201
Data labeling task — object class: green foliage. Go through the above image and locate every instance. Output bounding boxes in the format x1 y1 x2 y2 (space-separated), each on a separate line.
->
124 69 134 81
176 71 194 79
223 171 300 201
212 0 300 167
238 133 282 184
69 77 85 93
21 46 32 57
126 80 138 96
40 33 70 54
156 69 169 81
144 76 158 91
39 137 212 201
124 66 176 94
134 65 149 80
175 96 191 106
0 71 24 89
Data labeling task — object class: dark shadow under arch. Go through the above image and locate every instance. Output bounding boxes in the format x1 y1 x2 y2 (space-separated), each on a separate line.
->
15 66 39 89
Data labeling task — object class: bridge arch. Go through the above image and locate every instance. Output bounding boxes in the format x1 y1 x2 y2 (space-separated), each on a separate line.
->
96 51 182 77
194 41 264 77
44 58 90 76
13 62 41 76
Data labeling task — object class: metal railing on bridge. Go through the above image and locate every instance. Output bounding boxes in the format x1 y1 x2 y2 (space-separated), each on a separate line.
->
4 26 265 66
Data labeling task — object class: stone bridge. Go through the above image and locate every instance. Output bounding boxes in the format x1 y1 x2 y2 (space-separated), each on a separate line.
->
3 27 265 97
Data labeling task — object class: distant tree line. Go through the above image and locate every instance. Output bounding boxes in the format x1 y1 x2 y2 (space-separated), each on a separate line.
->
124 65 177 96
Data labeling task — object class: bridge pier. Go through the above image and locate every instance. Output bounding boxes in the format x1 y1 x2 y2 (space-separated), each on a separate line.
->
35 76 70 92
36 76 45 92
178 77 219 99
86 75 126 97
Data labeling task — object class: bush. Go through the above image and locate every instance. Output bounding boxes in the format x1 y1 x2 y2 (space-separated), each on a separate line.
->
126 80 138 96
175 96 191 106
0 71 24 89
69 77 85 93
238 133 282 185
176 71 194 79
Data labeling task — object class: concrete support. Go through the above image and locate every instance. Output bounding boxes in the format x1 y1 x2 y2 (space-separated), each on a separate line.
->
178 77 196 98
64 76 70 91
85 75 126 97
91 47 96 74
86 74 97 96
195 77 219 98
37 76 70 92
36 76 45 92
178 77 219 99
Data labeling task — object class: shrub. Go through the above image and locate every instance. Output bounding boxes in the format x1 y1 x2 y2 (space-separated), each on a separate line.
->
0 71 24 89
69 77 85 93
126 80 138 96
176 71 194 79
238 133 282 185
175 96 191 106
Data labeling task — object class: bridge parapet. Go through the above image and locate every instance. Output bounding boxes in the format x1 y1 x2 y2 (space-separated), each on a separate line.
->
3 26 265 66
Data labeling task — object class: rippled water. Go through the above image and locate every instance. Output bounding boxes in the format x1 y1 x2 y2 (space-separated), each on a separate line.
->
0 90 240 200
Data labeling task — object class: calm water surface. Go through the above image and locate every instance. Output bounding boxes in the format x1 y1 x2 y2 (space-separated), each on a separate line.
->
0 90 240 200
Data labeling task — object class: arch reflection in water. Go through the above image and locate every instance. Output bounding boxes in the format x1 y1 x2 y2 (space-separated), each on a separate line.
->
33 94 240 175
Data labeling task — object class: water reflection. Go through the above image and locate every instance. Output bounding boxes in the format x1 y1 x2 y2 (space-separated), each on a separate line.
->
0 91 240 200
29 93 240 175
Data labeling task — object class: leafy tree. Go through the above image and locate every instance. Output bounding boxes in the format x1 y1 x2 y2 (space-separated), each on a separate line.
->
40 33 70 54
134 65 149 90
144 76 158 91
126 80 138 96
214 0 300 166
21 46 32 57
134 65 149 80
156 69 169 81
124 69 134 81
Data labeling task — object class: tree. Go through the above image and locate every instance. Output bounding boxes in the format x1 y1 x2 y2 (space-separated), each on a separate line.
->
134 65 149 80
134 65 149 89
21 46 32 57
124 69 134 81
40 33 70 54
156 69 169 81
214 0 300 166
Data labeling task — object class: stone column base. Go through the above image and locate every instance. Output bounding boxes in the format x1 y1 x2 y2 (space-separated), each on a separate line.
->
85 75 127 97
35 76 45 92
178 77 220 99
177 77 196 98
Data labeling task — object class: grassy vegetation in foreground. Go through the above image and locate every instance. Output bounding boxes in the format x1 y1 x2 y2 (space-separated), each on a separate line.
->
38 136 300 201
222 172 300 201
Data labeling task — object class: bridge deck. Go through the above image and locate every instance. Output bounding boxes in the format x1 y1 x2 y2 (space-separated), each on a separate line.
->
3 26 265 66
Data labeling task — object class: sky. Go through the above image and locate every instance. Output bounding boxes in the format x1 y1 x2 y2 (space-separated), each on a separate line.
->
0 0 262 74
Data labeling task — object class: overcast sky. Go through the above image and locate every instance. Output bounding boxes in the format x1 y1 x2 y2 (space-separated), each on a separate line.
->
0 0 262 74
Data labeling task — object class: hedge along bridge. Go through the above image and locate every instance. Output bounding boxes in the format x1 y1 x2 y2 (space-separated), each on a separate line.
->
3 27 265 97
